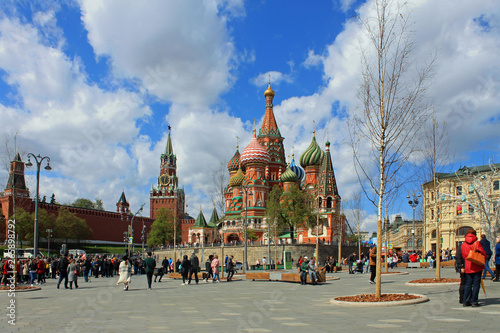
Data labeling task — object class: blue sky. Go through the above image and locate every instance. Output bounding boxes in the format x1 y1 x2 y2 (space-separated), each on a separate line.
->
0 0 499 232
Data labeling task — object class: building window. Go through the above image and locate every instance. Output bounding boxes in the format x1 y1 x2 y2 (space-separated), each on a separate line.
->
327 197 333 208
431 209 434 220
469 205 474 214
318 197 323 208
431 191 434 201
457 226 472 236
456 186 462 195
431 230 437 239
468 184 474 194
494 180 499 191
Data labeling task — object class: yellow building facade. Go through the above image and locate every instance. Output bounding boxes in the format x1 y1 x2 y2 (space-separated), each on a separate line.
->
422 164 500 255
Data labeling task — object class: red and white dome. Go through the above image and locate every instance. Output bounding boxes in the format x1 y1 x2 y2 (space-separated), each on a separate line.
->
240 133 270 166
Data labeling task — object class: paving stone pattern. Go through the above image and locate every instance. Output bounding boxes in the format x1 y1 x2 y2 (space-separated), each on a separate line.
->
1 267 498 333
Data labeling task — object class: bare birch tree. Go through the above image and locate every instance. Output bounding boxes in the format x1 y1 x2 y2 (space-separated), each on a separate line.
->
349 0 434 297
418 115 452 279
210 162 229 216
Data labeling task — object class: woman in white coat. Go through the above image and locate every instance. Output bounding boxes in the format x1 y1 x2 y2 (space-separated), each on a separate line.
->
116 257 132 290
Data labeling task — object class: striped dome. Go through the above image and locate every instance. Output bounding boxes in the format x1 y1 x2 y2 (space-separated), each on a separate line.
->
227 149 240 172
229 167 245 187
289 157 304 181
280 166 298 183
240 133 270 166
300 134 324 168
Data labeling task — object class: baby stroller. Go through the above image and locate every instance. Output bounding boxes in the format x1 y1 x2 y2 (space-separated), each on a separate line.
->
354 259 365 274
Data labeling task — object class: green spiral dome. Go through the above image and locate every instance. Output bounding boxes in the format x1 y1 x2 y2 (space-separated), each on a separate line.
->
299 135 324 168
280 166 298 183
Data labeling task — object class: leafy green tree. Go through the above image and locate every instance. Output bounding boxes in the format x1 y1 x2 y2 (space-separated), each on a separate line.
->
10 208 32 247
71 198 104 211
93 198 104 211
246 228 259 241
266 185 285 241
147 208 175 247
55 207 92 243
279 184 315 244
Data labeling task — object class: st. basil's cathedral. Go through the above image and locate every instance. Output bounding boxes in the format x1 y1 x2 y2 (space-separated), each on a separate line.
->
187 83 342 245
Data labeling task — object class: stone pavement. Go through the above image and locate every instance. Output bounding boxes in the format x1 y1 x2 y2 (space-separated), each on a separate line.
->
1 267 499 333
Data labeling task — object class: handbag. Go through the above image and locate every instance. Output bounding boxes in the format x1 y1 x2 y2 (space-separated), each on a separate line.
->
465 242 485 266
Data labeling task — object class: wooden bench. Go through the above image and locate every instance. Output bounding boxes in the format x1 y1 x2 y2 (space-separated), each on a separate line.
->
246 270 327 284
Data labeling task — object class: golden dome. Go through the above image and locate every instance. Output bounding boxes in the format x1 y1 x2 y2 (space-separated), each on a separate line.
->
264 82 275 98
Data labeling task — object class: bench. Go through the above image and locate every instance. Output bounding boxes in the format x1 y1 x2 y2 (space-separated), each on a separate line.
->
246 270 327 284
407 262 421 268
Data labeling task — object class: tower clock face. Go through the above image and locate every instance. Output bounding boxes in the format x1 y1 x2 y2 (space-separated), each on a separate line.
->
160 174 170 186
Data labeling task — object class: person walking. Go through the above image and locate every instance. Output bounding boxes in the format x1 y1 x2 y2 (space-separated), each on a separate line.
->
226 255 235 282
461 228 487 307
205 255 213 283
116 256 132 290
369 245 377 285
188 252 199 284
67 259 79 289
162 257 169 274
57 255 69 289
180 255 191 285
494 236 500 282
143 251 156 290
479 234 495 280
211 255 220 283
36 257 45 285
29 258 37 286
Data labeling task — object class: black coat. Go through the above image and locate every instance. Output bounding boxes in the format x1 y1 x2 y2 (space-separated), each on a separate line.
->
480 238 492 257
181 258 191 274
189 255 199 270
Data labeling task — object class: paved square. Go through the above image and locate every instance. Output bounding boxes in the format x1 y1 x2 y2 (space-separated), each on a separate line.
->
2 267 498 332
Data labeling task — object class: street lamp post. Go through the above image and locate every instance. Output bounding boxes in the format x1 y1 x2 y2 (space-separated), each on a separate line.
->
26 154 51 259
240 186 253 272
407 193 421 253
46 229 53 258
128 203 145 256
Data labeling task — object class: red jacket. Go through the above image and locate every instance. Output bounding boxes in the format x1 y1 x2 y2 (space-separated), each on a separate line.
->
461 234 487 273
37 260 45 274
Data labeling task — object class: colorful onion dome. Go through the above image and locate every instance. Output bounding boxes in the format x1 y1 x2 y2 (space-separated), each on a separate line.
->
300 132 324 168
227 148 240 172
280 165 298 183
264 82 275 98
289 157 304 181
240 133 270 166
229 166 245 187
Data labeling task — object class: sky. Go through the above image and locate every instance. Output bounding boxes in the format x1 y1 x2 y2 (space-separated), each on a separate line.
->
0 0 499 233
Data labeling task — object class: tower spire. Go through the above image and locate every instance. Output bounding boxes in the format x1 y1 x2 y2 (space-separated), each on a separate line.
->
164 125 174 156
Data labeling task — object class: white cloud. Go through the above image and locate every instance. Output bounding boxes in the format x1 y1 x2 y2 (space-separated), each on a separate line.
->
79 0 241 108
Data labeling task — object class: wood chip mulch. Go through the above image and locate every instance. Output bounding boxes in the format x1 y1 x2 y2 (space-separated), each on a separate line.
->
335 293 421 302
0 285 38 290
408 278 460 283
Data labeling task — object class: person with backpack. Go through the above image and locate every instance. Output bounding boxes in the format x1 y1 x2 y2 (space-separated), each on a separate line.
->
204 255 213 283
143 251 156 290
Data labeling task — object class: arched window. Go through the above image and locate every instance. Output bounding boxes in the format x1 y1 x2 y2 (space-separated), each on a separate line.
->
318 197 323 208
457 226 472 236
431 229 437 239
327 197 333 209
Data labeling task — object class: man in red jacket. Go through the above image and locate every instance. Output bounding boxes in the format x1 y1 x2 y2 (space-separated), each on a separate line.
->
461 228 487 307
